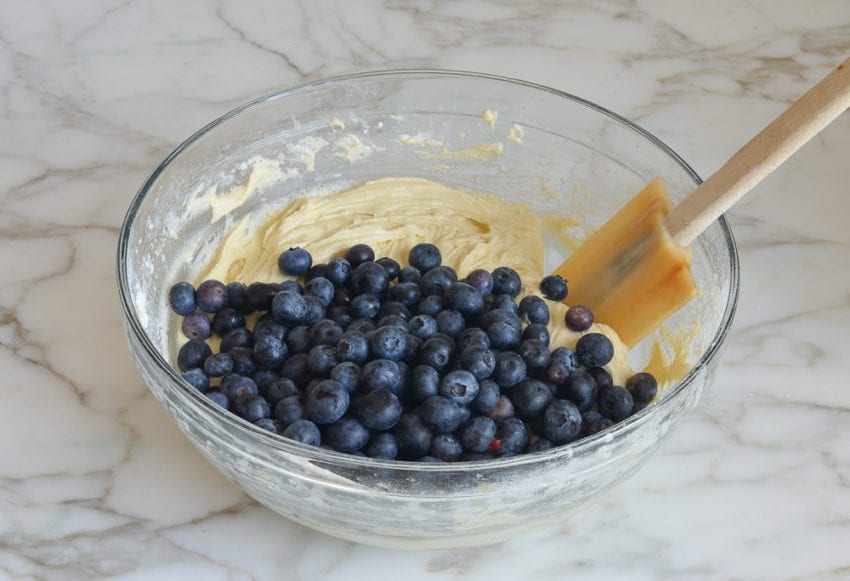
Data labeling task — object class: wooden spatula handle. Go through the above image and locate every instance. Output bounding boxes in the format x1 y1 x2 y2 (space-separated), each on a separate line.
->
665 56 850 247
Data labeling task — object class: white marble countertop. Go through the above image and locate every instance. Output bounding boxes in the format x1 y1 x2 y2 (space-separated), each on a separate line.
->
3 1 850 579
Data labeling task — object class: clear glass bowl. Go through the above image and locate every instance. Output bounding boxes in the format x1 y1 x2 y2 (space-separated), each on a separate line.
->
117 70 739 549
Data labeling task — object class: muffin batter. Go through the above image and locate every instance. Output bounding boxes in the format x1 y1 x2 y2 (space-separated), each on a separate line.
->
197 175 637 385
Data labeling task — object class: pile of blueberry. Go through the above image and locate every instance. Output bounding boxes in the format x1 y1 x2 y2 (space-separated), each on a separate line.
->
168 242 658 461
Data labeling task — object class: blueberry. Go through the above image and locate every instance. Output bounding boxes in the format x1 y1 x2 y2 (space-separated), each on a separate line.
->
204 352 233 377
357 389 403 430
411 365 440 403
439 370 479 406
278 247 313 275
220 374 259 400
550 346 578 370
349 293 381 319
330 361 361 393
344 243 375 267
388 281 421 307
302 296 326 326
360 359 402 392
233 394 271 422
490 294 518 313
177 338 212 372
366 432 399 459
251 335 286 369
205 390 229 409
306 379 350 425
558 370 597 412
445 282 485 316
485 395 515 422
418 396 464 434
597 386 634 421
398 265 421 284
491 267 521 297
252 369 279 390
346 318 376 334
326 306 351 328
459 346 496 379
543 399 582 444
415 294 444 317
279 279 304 294
211 308 245 336
460 416 497 453
472 378 500 413
169 282 196 315
480 308 523 334
221 327 253 352
418 336 453 373
565 305 594 332
408 314 438 340
229 346 258 376
254 418 282 434
325 257 352 286
195 280 229 313
377 301 411 321
528 438 554 453
419 266 457 297
408 243 442 272
283 419 321 446
181 368 210 392
274 394 306 426
522 323 550 346
305 263 327 281
285 325 312 354
519 339 551 372
336 330 369 364
332 289 352 310
543 360 571 384
587 417 615 435
466 269 494 296
182 313 211 340
435 309 465 338
492 351 527 389
310 319 343 346
262 377 299 407
539 275 568 301
376 314 409 332
487 320 521 350
518 295 549 325
394 413 432 460
576 333 614 367
429 433 463 462
280 353 310 387
226 281 250 313
511 379 553 419
247 282 282 311
325 417 370 453
306 344 338 377
271 291 308 326
494 417 529 455
252 319 287 343
305 277 334 307
375 257 401 280
370 325 407 361
626 372 658 403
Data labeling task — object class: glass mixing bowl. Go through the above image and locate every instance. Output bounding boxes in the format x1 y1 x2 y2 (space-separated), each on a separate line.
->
117 70 738 549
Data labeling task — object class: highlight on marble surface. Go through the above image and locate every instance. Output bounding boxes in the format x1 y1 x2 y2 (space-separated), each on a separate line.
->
2 0 849 578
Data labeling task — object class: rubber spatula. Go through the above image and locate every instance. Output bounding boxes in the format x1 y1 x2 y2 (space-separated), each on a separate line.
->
553 56 850 348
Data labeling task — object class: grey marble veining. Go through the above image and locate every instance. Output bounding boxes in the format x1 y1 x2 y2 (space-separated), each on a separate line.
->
2 1 850 579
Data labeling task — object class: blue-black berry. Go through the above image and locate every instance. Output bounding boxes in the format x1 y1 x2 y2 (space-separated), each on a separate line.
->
278 247 312 276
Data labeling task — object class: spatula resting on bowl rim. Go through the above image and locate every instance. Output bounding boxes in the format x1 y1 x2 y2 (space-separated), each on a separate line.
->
553 56 850 348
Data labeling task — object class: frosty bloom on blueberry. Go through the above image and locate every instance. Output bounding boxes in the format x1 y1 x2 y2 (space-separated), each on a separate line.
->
167 241 660 460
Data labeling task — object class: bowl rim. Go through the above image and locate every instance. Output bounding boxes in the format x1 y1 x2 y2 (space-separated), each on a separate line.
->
116 68 740 471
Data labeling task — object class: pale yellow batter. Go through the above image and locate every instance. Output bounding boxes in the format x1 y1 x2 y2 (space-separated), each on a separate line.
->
197 176 637 385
